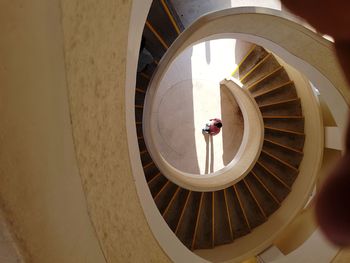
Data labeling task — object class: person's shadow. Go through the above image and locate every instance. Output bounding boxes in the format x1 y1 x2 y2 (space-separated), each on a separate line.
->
204 135 214 174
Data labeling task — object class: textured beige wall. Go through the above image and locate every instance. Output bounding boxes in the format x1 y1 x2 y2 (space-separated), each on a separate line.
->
60 0 170 262
0 1 106 262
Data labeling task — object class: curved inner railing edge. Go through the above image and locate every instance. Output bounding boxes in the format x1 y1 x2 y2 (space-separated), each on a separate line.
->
144 77 264 192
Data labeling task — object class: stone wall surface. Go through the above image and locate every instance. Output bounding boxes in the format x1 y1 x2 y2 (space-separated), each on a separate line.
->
0 1 106 262
60 0 171 262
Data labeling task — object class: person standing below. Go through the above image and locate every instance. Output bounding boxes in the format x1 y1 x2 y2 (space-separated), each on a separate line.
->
202 118 223 135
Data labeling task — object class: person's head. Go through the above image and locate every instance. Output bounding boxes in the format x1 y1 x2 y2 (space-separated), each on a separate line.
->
215 122 222 128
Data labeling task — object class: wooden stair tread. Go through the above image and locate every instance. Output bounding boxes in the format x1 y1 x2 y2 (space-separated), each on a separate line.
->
245 174 280 216
246 66 283 90
251 170 281 204
264 138 303 154
192 192 213 249
233 185 251 230
191 192 204 250
243 179 267 219
264 126 305 135
263 115 304 119
162 186 181 216
259 98 300 108
256 161 291 190
240 53 272 82
231 44 257 76
175 191 192 234
261 149 299 172
147 172 161 185
253 81 294 98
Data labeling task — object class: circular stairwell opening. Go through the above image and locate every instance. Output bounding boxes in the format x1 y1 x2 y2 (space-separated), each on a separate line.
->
143 39 264 191
155 39 246 175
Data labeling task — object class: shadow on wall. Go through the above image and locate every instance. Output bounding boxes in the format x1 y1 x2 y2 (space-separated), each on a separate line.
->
157 46 201 174
204 135 215 174
220 84 244 165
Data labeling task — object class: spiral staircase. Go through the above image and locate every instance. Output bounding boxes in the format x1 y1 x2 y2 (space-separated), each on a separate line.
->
133 1 308 252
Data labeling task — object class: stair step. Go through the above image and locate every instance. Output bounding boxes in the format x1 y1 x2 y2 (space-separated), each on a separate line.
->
235 45 268 79
141 62 157 78
135 107 143 123
241 55 281 87
154 181 178 214
160 0 183 33
142 161 153 169
191 193 204 250
163 188 189 231
148 0 182 44
259 98 300 109
240 53 271 82
243 179 267 219
262 115 303 119
254 82 298 106
231 44 256 77
223 189 234 241
145 20 169 49
136 73 150 89
264 139 303 154
139 149 147 155
176 191 202 249
262 150 299 171
260 98 302 116
140 72 151 80
141 151 153 166
263 117 304 133
264 128 305 151
250 171 281 205
148 173 167 197
192 192 213 249
147 171 161 185
263 140 303 168
143 24 167 60
247 67 290 94
265 126 304 136
245 174 280 216
144 165 161 183
138 139 147 153
136 123 143 137
256 161 291 190
253 81 293 98
136 88 146 94
235 182 266 229
259 153 298 187
252 165 289 202
213 190 233 246
225 187 251 238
